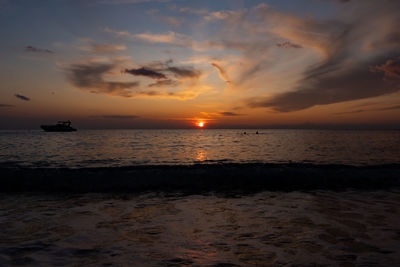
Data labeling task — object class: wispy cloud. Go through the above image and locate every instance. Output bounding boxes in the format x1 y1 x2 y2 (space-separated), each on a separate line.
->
166 66 201 79
104 27 135 38
376 105 400 111
105 27 219 52
276 41 302 49
134 31 192 47
204 10 239 21
91 115 140 119
334 105 400 115
148 79 178 87
24 45 53 54
91 44 126 53
105 27 192 47
135 86 210 100
219 111 243 116
211 62 230 84
161 16 184 27
15 94 30 101
0 104 14 108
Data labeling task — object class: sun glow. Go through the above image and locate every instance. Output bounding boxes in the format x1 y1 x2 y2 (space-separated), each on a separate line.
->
197 121 205 128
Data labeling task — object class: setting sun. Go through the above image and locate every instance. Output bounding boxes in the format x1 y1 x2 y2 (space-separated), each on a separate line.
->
197 122 205 128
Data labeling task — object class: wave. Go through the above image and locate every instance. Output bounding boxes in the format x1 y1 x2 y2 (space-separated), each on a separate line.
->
1 163 400 192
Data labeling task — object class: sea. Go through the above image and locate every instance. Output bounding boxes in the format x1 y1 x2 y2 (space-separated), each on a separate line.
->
1 129 400 266
1 129 399 168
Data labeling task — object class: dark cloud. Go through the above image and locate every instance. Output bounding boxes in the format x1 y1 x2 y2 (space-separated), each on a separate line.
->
248 58 400 112
15 94 30 101
68 63 139 97
248 1 400 112
92 115 140 119
125 67 167 79
0 104 14 108
124 60 201 90
148 79 179 87
219 111 243 116
125 59 201 81
166 66 201 78
24 46 53 54
276 41 302 49
69 63 112 87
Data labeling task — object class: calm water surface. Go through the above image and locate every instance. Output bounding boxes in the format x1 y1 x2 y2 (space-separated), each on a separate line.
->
0 129 399 168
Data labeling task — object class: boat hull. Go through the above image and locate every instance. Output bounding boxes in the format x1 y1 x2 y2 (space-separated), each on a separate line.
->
41 125 77 132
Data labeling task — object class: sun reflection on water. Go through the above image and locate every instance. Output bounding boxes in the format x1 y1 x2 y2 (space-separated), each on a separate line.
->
195 150 207 162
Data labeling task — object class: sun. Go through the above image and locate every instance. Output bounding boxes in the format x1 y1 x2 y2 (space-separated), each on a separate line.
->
197 121 205 128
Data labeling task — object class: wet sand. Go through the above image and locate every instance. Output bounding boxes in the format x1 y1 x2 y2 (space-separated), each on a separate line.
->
1 191 399 266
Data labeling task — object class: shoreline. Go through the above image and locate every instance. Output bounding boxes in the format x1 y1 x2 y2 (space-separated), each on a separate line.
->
1 163 400 193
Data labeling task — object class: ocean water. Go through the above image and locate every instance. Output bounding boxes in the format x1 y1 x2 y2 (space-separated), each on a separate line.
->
0 129 399 168
1 130 400 266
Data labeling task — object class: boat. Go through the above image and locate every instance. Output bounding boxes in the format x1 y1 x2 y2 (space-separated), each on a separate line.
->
41 121 77 132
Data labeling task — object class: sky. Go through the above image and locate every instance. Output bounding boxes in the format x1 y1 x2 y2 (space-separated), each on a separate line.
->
0 0 399 129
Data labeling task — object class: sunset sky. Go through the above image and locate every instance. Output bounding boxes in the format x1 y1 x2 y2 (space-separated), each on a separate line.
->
0 0 399 129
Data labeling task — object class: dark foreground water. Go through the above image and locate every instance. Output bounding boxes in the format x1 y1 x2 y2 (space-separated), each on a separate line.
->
1 129 399 167
1 191 400 266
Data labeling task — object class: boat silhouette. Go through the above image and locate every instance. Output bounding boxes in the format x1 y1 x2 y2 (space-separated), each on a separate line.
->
41 121 77 132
